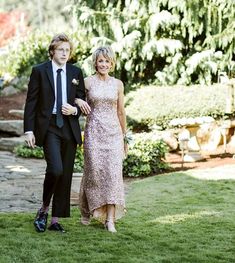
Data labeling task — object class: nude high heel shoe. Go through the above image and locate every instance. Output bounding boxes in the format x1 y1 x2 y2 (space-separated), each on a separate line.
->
81 216 91 225
104 219 117 233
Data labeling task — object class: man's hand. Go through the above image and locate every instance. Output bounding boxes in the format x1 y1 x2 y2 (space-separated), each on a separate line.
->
62 103 77 115
25 132 36 148
74 98 91 115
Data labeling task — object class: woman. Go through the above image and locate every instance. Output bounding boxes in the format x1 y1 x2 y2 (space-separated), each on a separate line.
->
75 46 127 233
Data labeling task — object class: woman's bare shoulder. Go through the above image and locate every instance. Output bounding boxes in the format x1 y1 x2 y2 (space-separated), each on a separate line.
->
84 76 94 90
113 77 123 85
84 76 93 83
113 78 124 92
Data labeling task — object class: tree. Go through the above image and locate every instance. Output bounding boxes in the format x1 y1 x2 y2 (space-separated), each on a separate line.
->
72 0 235 85
0 0 71 31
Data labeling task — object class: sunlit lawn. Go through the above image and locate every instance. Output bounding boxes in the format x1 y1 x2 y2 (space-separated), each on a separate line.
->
0 172 235 263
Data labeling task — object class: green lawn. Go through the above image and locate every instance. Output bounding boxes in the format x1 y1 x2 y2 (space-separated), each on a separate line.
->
0 172 235 263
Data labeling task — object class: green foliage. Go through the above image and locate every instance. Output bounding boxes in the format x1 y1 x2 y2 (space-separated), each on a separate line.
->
0 0 72 31
2 0 234 85
74 145 84 173
13 144 44 158
72 0 235 85
123 133 169 177
13 136 168 177
126 84 227 131
0 31 91 79
14 144 84 172
2 32 51 77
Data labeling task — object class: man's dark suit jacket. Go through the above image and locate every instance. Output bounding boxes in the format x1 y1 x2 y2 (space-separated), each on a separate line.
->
24 60 86 146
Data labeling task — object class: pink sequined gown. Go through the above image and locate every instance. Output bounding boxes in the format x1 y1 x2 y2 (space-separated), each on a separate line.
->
79 75 125 222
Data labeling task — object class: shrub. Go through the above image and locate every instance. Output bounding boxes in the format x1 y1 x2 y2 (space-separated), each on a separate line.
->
13 144 44 158
125 84 228 131
2 32 51 78
74 145 84 173
123 133 169 177
14 132 168 178
14 144 84 172
1 31 91 80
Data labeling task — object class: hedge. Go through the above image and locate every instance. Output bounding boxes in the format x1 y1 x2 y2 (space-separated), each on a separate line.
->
125 84 228 131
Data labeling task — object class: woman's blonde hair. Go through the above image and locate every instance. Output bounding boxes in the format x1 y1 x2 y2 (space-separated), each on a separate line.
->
92 46 116 72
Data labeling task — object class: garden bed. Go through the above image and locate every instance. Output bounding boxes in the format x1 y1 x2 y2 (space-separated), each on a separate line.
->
0 91 26 120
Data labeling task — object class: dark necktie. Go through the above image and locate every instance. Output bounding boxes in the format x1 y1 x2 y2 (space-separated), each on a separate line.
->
56 68 64 128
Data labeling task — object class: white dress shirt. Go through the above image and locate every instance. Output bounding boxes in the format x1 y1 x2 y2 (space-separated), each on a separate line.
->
51 60 67 114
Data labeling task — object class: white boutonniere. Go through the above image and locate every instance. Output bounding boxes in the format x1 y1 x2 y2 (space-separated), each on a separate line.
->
72 78 79 85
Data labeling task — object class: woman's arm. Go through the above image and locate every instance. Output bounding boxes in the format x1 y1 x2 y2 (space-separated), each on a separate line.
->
117 80 127 135
117 80 128 156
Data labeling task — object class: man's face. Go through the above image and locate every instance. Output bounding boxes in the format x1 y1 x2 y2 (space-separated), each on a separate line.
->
52 42 70 66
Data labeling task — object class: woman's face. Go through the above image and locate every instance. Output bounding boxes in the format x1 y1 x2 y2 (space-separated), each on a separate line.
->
96 54 112 75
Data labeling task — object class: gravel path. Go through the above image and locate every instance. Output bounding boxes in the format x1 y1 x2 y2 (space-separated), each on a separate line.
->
0 151 81 212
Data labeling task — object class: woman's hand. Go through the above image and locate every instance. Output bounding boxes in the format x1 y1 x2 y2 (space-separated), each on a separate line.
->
75 98 91 115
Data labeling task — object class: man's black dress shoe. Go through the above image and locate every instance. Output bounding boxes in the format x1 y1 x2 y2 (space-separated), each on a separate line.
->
34 210 48 232
48 223 66 233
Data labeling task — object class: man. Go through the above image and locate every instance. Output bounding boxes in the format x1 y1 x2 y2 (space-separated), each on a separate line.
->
24 33 85 233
